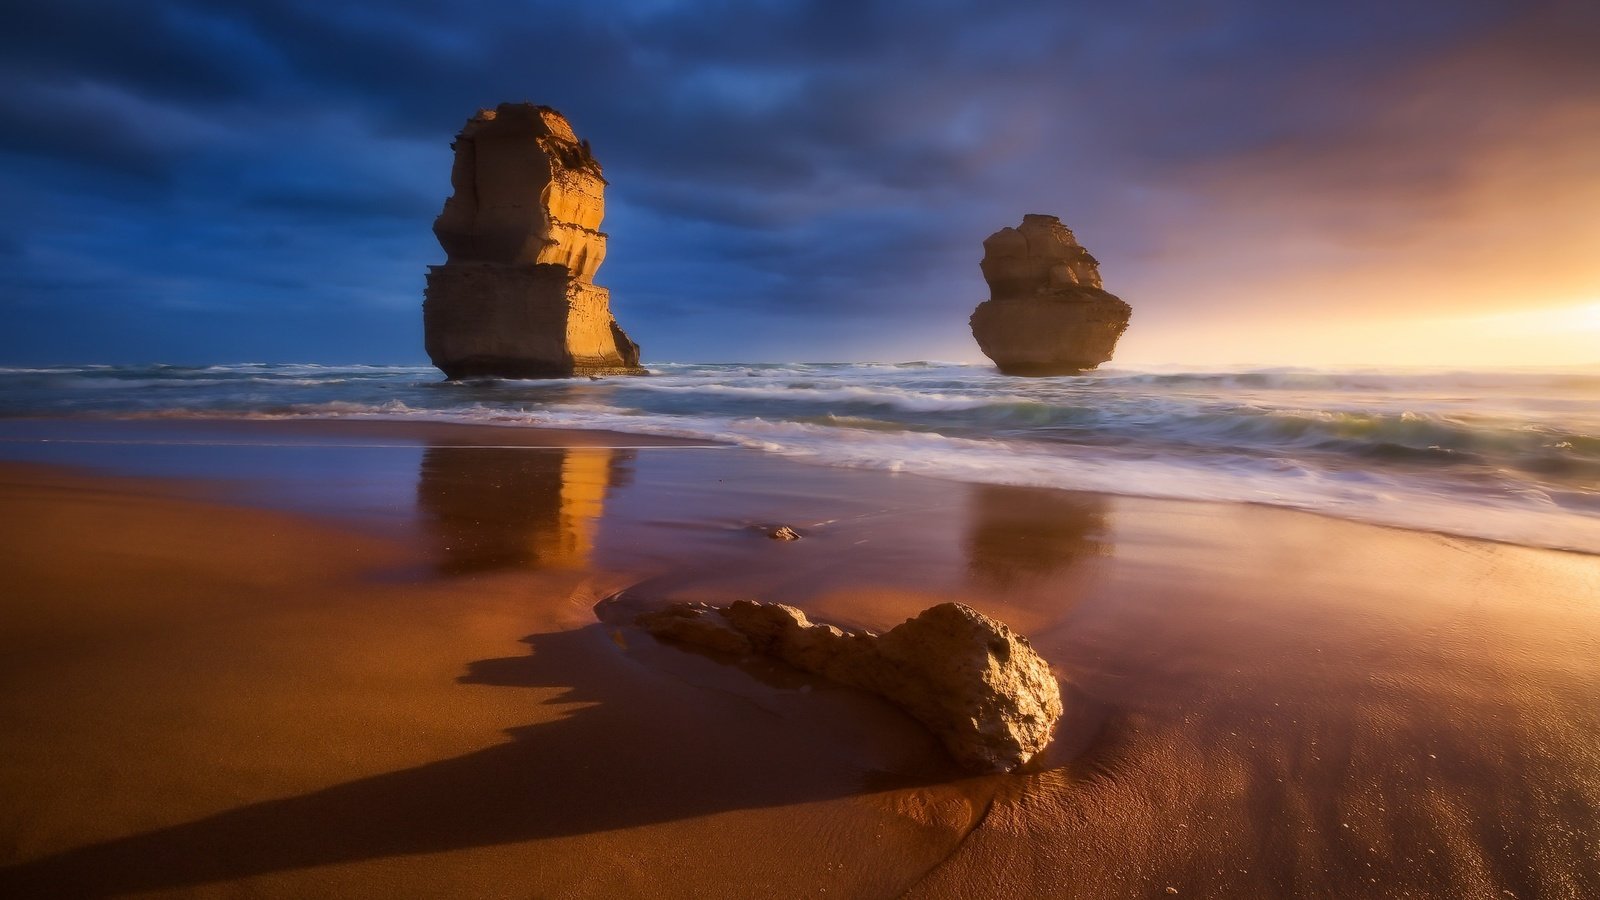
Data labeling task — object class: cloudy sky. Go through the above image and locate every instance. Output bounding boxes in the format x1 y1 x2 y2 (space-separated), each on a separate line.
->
3 0 1597 367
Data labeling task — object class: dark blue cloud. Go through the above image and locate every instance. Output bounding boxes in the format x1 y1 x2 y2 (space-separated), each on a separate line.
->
0 0 1592 364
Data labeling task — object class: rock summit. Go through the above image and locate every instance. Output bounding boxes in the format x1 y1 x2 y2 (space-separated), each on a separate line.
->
423 104 643 379
969 214 1132 375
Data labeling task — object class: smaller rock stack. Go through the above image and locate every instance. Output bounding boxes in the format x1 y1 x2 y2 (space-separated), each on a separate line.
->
424 103 643 379
969 214 1132 375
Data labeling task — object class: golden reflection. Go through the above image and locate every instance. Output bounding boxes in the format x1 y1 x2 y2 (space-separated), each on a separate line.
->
416 445 631 574
965 484 1110 589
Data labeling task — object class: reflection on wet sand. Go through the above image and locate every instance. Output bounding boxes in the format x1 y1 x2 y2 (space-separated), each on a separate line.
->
416 445 632 574
965 484 1109 588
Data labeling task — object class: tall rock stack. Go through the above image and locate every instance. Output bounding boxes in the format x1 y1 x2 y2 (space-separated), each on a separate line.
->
969 214 1132 375
424 103 643 379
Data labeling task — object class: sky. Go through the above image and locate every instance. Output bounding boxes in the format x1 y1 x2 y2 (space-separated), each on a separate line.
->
2 0 1598 368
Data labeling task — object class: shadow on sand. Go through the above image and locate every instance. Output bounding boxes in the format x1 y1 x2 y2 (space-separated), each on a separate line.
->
0 622 972 898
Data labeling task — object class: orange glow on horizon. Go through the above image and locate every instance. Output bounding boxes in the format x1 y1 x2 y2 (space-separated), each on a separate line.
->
1111 299 1600 369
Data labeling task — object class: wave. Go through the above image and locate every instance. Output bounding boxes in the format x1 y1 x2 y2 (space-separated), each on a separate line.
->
1126 407 1598 461
620 379 1029 412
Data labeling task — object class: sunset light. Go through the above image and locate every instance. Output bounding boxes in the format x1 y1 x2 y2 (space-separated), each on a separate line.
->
1491 300 1600 333
3 2 1599 897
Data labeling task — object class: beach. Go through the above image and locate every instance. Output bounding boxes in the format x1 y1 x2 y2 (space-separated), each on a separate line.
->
1 417 1596 898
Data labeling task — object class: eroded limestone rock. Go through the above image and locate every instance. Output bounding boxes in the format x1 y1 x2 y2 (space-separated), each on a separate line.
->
636 600 1063 772
424 103 643 378
969 214 1132 375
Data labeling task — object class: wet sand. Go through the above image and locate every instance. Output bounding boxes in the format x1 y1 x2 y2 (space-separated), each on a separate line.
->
0 419 1597 898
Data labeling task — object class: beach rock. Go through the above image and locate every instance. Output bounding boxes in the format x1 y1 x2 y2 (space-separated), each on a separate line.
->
969 214 1132 375
869 603 1063 772
635 603 754 656
423 103 643 379
637 599 1063 772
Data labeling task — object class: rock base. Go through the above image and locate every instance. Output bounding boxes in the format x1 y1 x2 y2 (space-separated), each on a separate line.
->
424 263 643 379
970 287 1132 375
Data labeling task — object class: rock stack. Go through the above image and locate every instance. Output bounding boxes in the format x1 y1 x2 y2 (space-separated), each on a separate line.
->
969 214 1132 375
423 103 643 379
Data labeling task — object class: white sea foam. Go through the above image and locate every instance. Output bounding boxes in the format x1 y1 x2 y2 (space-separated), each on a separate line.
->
619 379 1027 412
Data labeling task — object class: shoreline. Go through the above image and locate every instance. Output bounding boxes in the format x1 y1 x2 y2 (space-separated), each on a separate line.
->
3 357 1597 558
1 417 1597 896
2 413 1595 561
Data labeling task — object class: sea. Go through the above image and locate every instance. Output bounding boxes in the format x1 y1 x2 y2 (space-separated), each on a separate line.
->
2 361 1597 554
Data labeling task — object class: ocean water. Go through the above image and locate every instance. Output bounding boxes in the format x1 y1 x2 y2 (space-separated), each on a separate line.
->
2 361 1597 554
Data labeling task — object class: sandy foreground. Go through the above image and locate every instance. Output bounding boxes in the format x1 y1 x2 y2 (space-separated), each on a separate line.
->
0 419 1597 898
